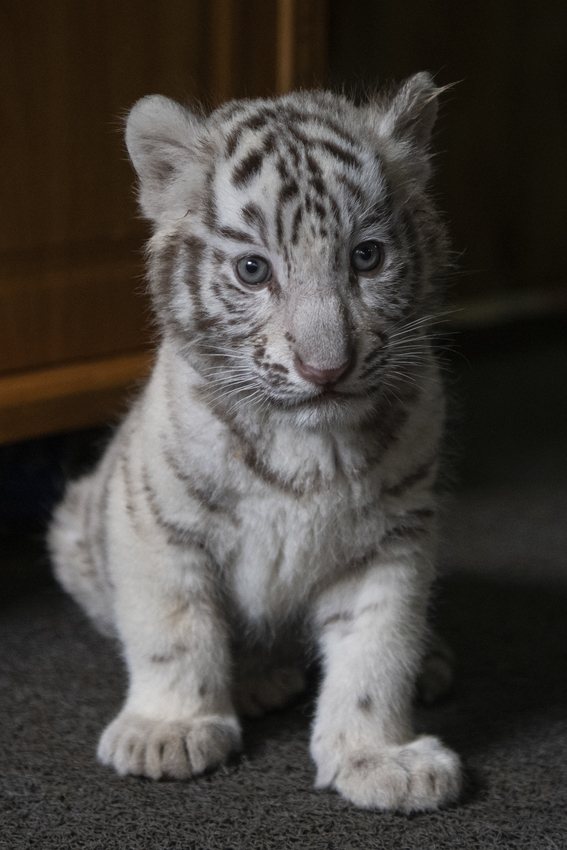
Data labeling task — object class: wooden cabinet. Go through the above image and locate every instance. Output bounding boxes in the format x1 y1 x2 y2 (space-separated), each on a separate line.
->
0 0 327 443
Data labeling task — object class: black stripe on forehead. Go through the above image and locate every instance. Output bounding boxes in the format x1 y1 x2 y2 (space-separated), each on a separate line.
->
337 172 367 207
313 199 326 220
319 139 362 170
240 202 268 245
230 131 277 188
231 149 264 188
279 179 299 205
228 111 364 191
225 108 278 158
309 174 326 197
217 225 255 243
224 96 360 156
284 123 364 172
288 142 301 169
305 151 322 178
217 99 250 126
280 105 361 149
276 156 291 182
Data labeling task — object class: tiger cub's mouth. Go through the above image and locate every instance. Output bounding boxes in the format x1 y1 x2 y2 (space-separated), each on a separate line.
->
315 388 342 402
291 387 358 409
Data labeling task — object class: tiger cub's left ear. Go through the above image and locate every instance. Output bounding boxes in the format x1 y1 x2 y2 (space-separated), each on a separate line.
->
125 95 208 224
367 72 448 188
380 72 443 150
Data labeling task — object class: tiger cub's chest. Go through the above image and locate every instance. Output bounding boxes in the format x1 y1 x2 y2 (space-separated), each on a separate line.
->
228 460 386 623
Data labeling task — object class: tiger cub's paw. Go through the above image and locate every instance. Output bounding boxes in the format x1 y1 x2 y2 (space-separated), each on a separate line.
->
315 735 462 812
97 711 242 779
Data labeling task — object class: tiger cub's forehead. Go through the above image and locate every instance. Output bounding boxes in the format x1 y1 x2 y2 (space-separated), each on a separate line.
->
210 99 389 254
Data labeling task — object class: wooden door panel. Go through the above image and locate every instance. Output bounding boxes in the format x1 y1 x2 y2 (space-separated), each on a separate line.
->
0 240 150 373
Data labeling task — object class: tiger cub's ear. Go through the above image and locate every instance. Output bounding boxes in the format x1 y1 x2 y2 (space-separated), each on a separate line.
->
366 72 446 189
380 72 441 149
125 95 208 224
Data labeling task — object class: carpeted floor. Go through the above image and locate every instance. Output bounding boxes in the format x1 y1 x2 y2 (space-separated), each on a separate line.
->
1 321 566 849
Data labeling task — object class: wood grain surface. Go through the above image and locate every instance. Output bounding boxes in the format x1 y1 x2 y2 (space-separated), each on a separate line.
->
0 0 328 444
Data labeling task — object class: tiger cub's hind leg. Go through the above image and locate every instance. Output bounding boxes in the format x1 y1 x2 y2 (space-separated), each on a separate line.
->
48 476 116 638
232 648 307 718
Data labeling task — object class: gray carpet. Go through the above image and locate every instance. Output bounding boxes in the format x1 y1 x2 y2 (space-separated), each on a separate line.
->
1 324 566 848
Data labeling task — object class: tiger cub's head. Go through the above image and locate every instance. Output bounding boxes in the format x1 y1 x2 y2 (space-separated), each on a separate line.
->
126 74 449 430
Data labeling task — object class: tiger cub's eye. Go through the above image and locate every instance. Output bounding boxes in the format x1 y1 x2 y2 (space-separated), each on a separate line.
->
235 255 272 287
351 241 383 273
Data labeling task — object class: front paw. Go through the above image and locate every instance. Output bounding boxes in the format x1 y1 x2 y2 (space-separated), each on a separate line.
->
314 735 462 812
97 712 242 779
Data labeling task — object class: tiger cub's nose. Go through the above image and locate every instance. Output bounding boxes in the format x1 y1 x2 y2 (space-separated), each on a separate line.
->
294 356 350 387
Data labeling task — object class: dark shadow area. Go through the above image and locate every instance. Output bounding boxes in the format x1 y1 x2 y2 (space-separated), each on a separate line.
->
445 317 567 493
0 426 111 607
419 575 567 751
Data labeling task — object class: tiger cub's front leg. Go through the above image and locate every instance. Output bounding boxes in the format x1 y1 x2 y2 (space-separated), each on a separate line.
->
97 523 241 779
310 553 462 812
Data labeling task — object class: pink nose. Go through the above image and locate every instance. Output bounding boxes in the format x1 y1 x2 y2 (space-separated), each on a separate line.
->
294 356 350 387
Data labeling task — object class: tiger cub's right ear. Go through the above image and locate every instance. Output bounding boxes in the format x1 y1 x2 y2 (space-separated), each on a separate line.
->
125 95 207 224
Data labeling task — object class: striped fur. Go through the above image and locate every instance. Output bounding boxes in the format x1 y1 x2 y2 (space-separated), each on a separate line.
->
49 73 461 811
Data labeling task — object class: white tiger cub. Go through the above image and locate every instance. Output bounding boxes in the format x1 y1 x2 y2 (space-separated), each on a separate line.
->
49 72 462 811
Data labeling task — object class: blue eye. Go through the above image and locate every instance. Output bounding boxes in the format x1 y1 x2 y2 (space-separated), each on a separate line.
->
235 255 271 286
351 241 383 273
